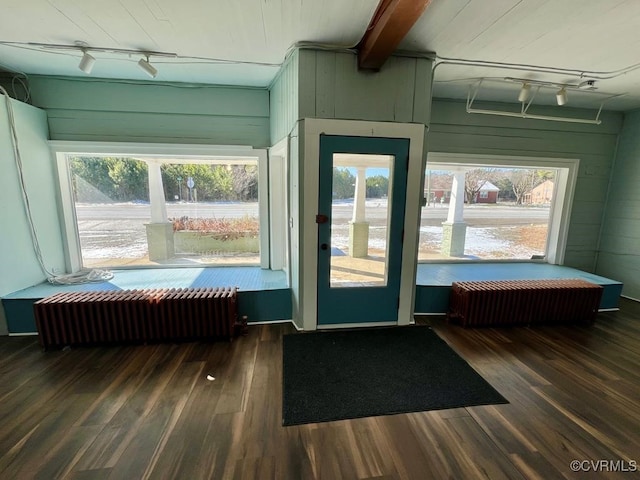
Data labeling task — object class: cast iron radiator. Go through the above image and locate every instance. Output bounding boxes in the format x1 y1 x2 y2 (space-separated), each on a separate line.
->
448 279 603 327
34 287 242 349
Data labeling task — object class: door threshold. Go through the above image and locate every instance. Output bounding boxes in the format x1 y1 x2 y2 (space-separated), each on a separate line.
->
317 321 397 330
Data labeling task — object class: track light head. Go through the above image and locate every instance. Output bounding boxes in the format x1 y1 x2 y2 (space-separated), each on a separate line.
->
78 50 95 74
556 88 568 106
518 83 531 102
138 55 158 78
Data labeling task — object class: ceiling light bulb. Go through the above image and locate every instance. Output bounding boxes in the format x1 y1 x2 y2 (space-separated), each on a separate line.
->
518 83 531 102
138 56 158 78
78 51 95 74
556 88 568 106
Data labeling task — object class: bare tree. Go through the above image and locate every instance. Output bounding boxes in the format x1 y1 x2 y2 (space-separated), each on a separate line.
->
510 170 529 204
509 169 557 204
464 168 496 203
231 165 258 201
509 169 542 204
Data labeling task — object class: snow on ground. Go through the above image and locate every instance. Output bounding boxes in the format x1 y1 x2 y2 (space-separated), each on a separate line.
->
419 226 511 253
419 225 541 258
75 201 546 263
331 225 540 259
79 225 542 262
81 243 148 259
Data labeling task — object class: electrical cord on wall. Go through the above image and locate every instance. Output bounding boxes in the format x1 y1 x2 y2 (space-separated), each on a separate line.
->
47 268 114 285
0 86 113 285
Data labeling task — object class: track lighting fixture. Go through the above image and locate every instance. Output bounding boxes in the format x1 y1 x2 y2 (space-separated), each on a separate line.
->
556 88 568 106
78 50 96 74
466 78 620 125
16 41 176 78
138 55 158 78
518 83 531 102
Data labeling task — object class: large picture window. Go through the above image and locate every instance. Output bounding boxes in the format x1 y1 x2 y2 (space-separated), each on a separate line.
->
53 144 269 270
419 154 578 264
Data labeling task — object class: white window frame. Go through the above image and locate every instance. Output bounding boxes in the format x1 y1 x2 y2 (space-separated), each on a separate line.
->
268 137 290 276
424 152 579 265
50 141 269 272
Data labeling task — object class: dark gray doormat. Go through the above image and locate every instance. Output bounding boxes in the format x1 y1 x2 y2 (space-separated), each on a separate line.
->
282 326 507 426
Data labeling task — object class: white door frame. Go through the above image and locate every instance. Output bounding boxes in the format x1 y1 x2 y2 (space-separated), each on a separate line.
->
297 119 426 331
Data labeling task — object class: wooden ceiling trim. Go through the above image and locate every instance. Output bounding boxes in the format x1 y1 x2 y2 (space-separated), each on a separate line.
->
358 0 432 70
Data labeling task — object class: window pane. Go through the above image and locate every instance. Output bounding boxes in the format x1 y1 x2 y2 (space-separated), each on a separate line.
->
419 166 556 261
329 154 393 287
69 156 259 267
70 156 150 267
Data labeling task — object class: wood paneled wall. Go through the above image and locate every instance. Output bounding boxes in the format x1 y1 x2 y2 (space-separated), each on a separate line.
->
29 76 270 147
0 98 65 298
597 109 640 298
269 51 299 145
270 49 433 143
297 49 433 125
15 59 629 288
429 99 623 271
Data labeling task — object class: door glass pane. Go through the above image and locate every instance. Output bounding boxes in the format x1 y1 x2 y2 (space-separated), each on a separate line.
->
330 153 394 288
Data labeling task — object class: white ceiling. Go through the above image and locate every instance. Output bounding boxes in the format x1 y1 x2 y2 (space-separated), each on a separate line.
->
404 0 640 111
0 0 379 86
2 0 640 111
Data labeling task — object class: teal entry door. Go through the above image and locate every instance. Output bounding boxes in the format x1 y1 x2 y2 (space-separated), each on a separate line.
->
317 134 409 326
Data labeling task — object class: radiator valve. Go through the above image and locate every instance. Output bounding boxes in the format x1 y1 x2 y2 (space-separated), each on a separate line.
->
234 315 249 336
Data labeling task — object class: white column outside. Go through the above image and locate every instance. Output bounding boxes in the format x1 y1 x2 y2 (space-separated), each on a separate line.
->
442 169 467 257
447 171 466 223
144 159 174 261
349 167 369 258
147 160 168 223
352 167 367 222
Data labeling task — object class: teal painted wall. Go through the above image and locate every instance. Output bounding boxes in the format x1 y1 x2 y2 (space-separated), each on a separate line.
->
1 58 628 335
596 110 640 299
28 76 270 147
269 52 301 326
0 97 65 298
289 49 433 329
0 301 7 335
275 48 435 143
269 50 299 145
297 50 433 125
3 289 292 334
429 99 623 272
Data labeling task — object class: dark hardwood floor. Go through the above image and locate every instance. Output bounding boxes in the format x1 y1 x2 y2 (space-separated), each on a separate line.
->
1 299 639 479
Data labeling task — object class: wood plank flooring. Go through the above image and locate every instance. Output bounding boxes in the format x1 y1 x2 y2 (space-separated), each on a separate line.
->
0 299 639 479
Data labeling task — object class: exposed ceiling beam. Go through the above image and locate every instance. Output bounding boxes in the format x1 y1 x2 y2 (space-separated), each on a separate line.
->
358 0 432 70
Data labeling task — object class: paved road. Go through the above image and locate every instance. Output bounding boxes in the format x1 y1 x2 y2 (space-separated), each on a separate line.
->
416 203 549 226
75 202 259 220
75 201 549 261
75 201 551 226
